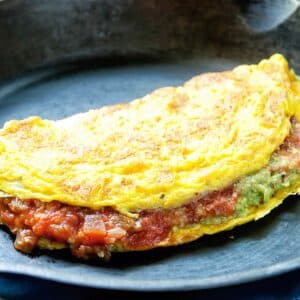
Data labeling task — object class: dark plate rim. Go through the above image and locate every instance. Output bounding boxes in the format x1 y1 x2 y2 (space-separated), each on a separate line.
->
1 256 300 291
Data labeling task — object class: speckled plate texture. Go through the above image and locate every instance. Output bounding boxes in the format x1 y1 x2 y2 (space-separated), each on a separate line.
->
0 0 299 291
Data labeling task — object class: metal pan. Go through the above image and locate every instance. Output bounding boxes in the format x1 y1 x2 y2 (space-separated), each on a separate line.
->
0 0 299 291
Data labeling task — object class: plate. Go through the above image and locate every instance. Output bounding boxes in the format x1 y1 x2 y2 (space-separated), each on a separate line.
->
0 57 299 291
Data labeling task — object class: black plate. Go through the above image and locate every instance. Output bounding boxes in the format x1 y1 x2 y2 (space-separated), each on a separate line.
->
0 57 299 291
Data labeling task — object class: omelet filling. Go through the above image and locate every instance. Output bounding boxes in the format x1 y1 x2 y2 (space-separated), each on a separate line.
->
235 168 299 216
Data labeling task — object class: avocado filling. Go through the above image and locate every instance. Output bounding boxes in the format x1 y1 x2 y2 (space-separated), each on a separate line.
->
202 137 300 226
235 168 299 217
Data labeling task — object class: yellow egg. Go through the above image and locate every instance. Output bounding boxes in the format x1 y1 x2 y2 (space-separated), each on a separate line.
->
0 54 299 216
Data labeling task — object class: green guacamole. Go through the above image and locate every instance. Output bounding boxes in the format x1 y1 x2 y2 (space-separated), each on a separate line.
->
235 168 299 217
202 167 299 225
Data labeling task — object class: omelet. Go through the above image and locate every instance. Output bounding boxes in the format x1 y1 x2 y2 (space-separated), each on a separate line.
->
0 54 299 260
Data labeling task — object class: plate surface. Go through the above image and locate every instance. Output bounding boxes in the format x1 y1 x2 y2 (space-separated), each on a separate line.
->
0 57 299 291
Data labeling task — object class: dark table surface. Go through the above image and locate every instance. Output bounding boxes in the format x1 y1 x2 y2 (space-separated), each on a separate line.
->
0 269 299 300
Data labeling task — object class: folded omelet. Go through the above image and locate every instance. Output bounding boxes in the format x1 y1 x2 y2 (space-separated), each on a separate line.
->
0 54 299 260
